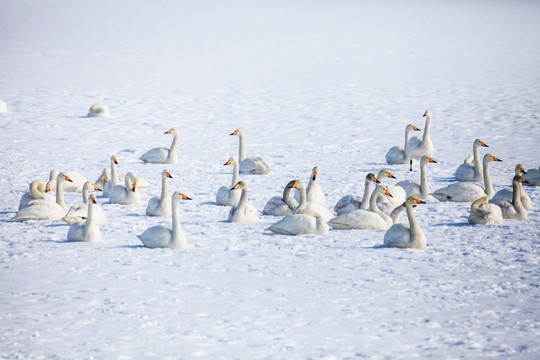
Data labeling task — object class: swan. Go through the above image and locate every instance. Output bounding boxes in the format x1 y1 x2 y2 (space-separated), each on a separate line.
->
490 175 529 220
405 109 434 171
523 165 540 186
396 156 437 199
383 196 427 249
18 180 52 210
328 185 394 230
290 179 333 222
455 139 489 182
46 169 88 193
490 164 531 209
263 180 299 216
109 172 141 205
468 196 503 225
95 168 111 191
293 166 326 205
103 155 121 197
13 173 73 221
87 103 110 118
230 129 272 174
67 194 103 242
228 181 259 223
385 124 421 164
432 154 502 202
63 181 107 225
216 157 242 206
140 128 179 164
146 170 174 216
334 173 380 215
266 214 329 235
137 191 192 249
376 169 407 214
389 202 406 224
0 99 7 113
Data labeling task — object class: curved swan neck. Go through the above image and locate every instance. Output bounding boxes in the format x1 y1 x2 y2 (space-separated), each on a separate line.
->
238 132 246 161
422 114 431 143
230 159 240 187
360 179 372 210
168 131 179 161
282 185 296 210
483 157 494 199
171 197 186 248
29 181 43 199
390 203 406 224
405 202 423 247
369 189 390 223
420 159 430 197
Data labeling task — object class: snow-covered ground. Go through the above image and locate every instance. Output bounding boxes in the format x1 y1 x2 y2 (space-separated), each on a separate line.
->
1 0 540 358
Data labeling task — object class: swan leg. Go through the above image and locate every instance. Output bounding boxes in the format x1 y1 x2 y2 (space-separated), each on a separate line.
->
409 159 413 171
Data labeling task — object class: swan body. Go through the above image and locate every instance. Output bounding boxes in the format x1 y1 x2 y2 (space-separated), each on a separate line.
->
263 180 299 216
138 191 192 249
146 170 173 216
334 173 380 215
468 196 503 225
405 110 434 171
87 103 110 118
109 173 141 205
67 195 103 242
0 100 7 112
228 181 259 223
290 179 333 222
455 139 489 182
18 180 52 210
523 166 540 186
293 166 326 205
385 124 421 164
490 164 531 209
63 181 107 225
396 156 437 199
267 214 329 235
46 169 88 193
490 175 528 220
95 168 111 191
13 173 73 221
230 129 271 174
140 128 179 164
328 185 393 230
216 157 242 206
432 154 501 202
375 169 406 214
384 196 427 249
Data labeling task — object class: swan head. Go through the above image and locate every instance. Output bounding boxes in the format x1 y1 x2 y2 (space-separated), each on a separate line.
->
421 156 437 165
110 155 118 165
291 179 306 190
164 128 178 135
311 166 320 181
102 168 111 181
407 124 421 132
378 169 396 180
230 129 243 136
514 174 529 185
366 173 380 184
375 184 393 198
484 154 502 164
423 109 432 117
162 170 173 179
88 194 98 204
515 164 526 175
407 196 425 207
125 172 138 191
474 139 489 148
231 180 247 191
173 191 192 201
224 157 238 166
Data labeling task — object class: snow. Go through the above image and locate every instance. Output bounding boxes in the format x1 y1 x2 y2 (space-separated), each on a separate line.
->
1 0 540 358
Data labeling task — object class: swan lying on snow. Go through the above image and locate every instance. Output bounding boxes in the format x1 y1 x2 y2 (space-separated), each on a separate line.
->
140 128 179 164
109 173 141 205
216 157 242 206
405 109 434 171
87 103 110 118
293 166 326 205
146 170 173 216
383 196 427 249
290 179 333 222
455 138 489 182
334 173 380 215
63 181 107 225
385 124 421 165
230 128 271 174
468 196 503 225
67 194 103 242
263 180 298 216
228 181 259 223
18 180 52 210
490 164 531 209
523 165 540 186
395 156 437 199
138 191 192 249
490 175 529 220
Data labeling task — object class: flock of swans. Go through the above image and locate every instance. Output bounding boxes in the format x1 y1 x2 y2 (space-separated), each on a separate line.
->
11 105 539 250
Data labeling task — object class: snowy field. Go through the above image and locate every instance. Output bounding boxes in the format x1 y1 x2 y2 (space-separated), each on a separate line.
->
1 0 540 358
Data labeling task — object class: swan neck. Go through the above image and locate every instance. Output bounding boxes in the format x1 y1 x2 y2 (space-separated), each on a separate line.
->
85 200 97 228
238 133 246 161
238 186 248 210
390 204 405 224
360 179 372 209
56 177 67 211
293 184 308 213
473 142 482 175
111 160 119 183
171 199 186 248
405 202 423 246
370 190 392 223
420 160 430 197
483 158 494 199
404 127 412 150
422 115 431 142
168 131 179 161
160 176 169 203
231 160 240 187
30 182 42 199
82 186 90 204
512 180 525 212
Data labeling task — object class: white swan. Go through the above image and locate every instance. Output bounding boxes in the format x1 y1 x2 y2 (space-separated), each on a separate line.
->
376 169 407 214
216 157 242 206
95 168 111 191
146 170 173 216
328 185 393 230
293 166 326 205
266 214 329 235
0 99 7 113
103 155 121 197
396 156 437 199
490 164 531 209
455 139 489 182
18 180 52 210
405 109 434 171
137 191 192 249
228 181 259 223
109 172 141 205
523 165 540 186
87 103 110 118
140 128 179 164
63 181 107 225
468 196 503 225
432 154 502 202
490 175 529 220
290 179 333 222
13 173 73 221
389 202 406 224
383 196 427 249
67 194 103 242
230 129 271 174
334 173 380 215
263 180 299 216
385 124 421 164
46 169 88 193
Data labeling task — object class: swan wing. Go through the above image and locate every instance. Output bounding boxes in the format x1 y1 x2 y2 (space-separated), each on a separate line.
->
334 195 362 215
263 196 291 216
432 183 484 202
383 224 412 248
267 214 328 235
328 209 390 230
455 163 481 182
240 158 272 175
385 145 406 164
137 225 173 248
140 147 169 164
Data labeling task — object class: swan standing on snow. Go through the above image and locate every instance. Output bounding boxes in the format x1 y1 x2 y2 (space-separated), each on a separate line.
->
109 173 141 205
18 180 52 210
383 196 427 249
46 169 88 193
263 180 299 216
13 173 73 221
95 168 111 191
405 109 434 171
87 103 110 118
328 185 394 230
293 166 326 205
140 128 179 164
468 196 503 225
334 173 380 215
455 139 489 182
63 181 107 225
385 124 421 164
67 194 103 242
290 179 333 222
523 165 540 186
376 169 406 214
228 181 259 223
490 164 531 209
490 175 529 220
230 129 272 174
146 170 174 216
396 156 437 199
137 191 192 249
216 157 242 206
432 154 502 202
